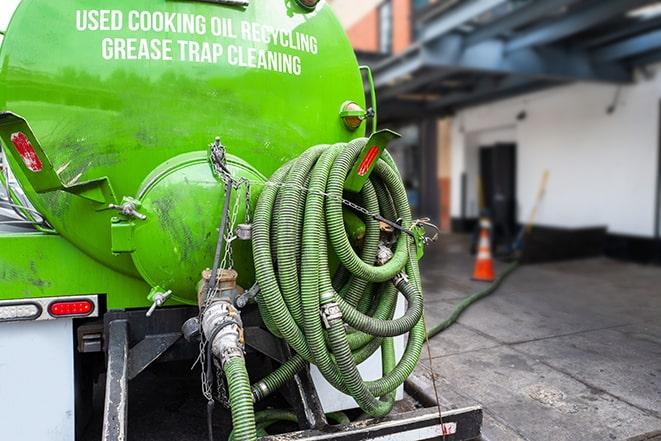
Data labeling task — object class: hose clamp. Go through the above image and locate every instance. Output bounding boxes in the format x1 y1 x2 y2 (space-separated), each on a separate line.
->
320 302 342 329
252 382 269 402
392 272 409 288
220 346 244 364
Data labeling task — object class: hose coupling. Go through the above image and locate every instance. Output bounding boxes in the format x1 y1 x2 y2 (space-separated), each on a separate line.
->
392 272 409 289
252 382 269 402
320 302 343 329
201 299 245 367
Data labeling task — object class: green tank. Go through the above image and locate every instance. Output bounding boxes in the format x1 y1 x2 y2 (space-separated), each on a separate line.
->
0 0 365 306
0 2 430 440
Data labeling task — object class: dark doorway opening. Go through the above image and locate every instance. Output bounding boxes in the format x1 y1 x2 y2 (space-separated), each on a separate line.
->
479 143 517 255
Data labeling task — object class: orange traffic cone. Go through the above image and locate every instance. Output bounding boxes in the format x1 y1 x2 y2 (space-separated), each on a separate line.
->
472 218 495 282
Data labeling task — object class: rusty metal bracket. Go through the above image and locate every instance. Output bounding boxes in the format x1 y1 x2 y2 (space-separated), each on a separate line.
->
102 319 129 441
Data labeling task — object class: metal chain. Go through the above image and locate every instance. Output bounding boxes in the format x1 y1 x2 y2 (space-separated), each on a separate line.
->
244 182 251 224
257 180 430 239
214 358 230 408
200 141 252 405
200 138 234 403
200 338 214 401
220 185 241 270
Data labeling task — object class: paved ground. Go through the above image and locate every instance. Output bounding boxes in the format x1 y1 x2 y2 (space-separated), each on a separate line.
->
411 234 661 441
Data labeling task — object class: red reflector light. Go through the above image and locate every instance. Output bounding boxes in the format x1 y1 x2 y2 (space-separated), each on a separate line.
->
357 146 380 176
10 131 43 172
48 300 94 317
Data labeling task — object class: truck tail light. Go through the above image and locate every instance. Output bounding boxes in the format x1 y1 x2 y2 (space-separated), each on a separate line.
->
48 300 94 317
357 146 380 176
0 303 42 322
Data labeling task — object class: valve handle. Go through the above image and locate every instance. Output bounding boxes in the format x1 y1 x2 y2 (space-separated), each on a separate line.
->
146 290 172 317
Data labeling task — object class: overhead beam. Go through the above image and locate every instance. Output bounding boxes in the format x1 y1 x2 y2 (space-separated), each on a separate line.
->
592 29 661 62
373 0 637 89
631 48 661 67
372 0 641 111
421 35 631 83
421 0 507 42
374 48 426 88
577 15 661 50
379 99 431 123
506 0 658 52
428 77 562 112
379 68 458 101
465 0 581 46
373 34 631 92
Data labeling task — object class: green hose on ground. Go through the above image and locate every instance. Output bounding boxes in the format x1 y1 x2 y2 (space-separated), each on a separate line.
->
426 261 520 339
250 138 424 418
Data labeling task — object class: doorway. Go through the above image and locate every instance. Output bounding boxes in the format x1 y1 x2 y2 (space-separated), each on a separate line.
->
479 143 517 254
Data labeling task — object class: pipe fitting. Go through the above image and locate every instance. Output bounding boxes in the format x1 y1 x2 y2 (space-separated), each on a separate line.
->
252 382 269 402
201 299 245 366
392 272 409 289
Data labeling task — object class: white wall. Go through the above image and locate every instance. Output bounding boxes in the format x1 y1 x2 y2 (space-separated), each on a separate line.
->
451 66 661 238
327 0 383 29
0 0 21 32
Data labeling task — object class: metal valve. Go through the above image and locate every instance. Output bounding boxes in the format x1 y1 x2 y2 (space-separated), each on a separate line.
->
146 290 172 317
236 282 259 308
182 316 201 342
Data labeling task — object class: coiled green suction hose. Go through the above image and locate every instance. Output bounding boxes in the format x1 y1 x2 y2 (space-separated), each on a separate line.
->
250 138 424 418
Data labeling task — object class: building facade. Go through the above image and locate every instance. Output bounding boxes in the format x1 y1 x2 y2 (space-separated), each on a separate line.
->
330 0 661 262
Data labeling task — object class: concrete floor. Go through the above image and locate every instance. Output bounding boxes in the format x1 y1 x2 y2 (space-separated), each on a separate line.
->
411 234 661 441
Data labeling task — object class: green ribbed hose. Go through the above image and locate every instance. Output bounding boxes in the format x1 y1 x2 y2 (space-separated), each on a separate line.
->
426 261 520 339
251 138 424 417
224 357 257 441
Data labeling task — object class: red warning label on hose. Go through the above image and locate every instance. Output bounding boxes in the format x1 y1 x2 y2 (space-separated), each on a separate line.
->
10 132 43 172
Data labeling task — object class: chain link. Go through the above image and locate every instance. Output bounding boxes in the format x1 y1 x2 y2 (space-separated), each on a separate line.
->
259 180 421 238
200 142 252 404
244 183 251 224
214 358 230 408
